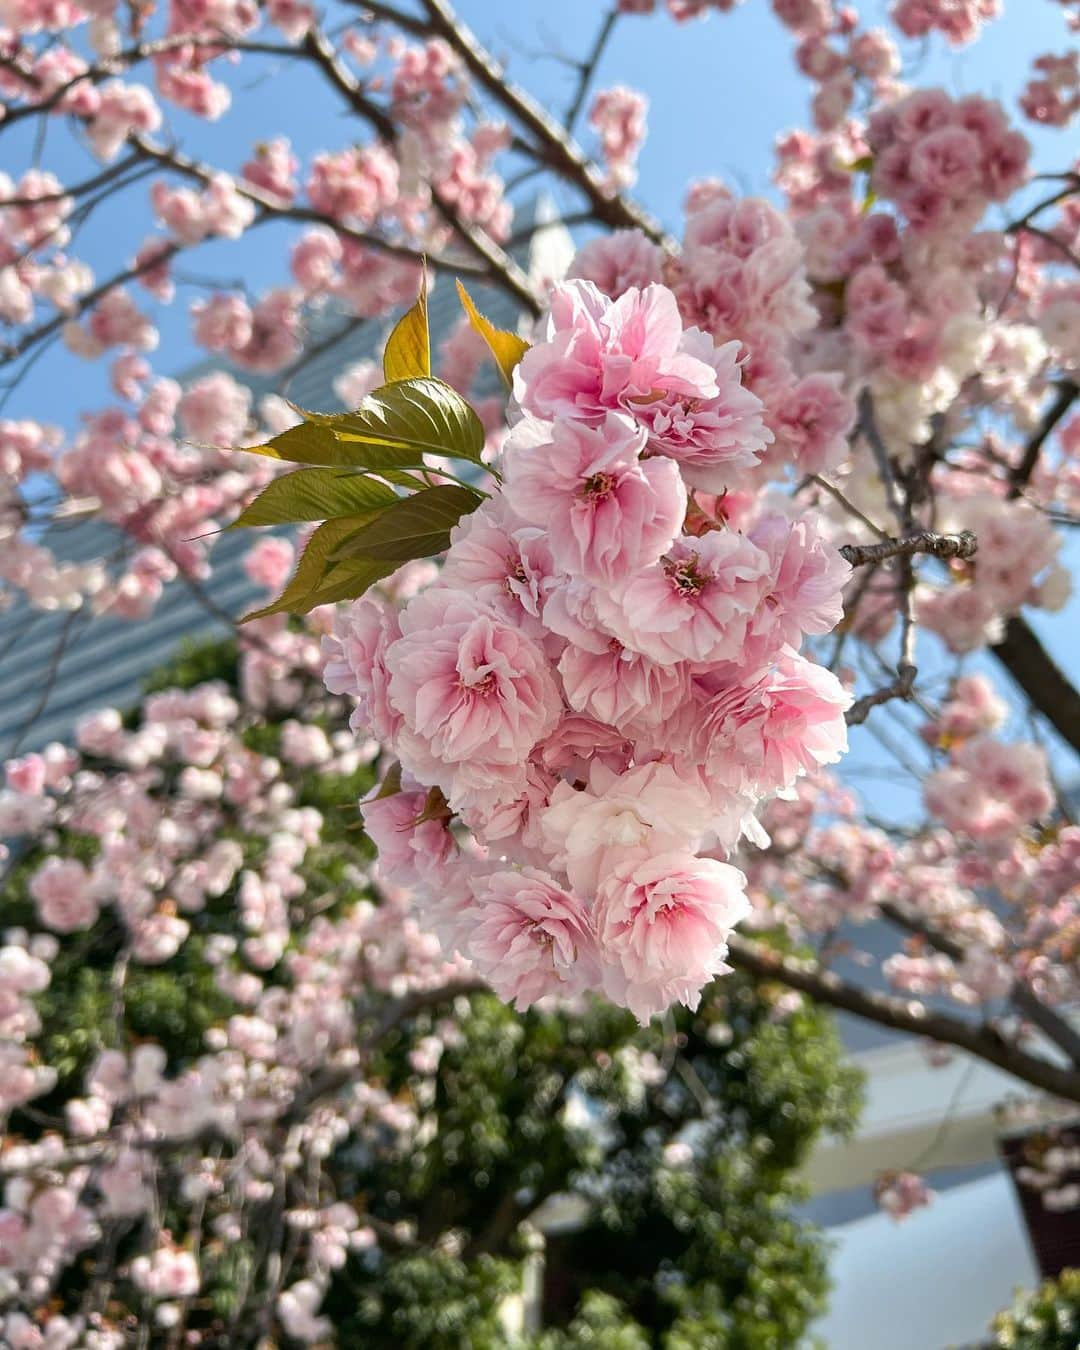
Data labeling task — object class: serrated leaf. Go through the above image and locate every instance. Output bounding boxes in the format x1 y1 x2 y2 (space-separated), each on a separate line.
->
231 469 398 528
235 379 485 472
238 421 427 471
335 377 487 465
241 515 384 621
456 280 530 389
283 557 399 615
329 483 483 563
383 275 430 384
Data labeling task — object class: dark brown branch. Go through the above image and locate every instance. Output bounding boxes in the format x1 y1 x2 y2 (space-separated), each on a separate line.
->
992 615 1080 756
726 935 1080 1103
0 152 143 207
839 529 977 568
1005 183 1080 236
856 387 907 527
0 239 181 365
419 0 672 248
299 26 543 317
981 381 1080 755
880 902 1080 1069
846 553 917 726
0 36 305 129
1008 380 1078 497
1013 222 1080 271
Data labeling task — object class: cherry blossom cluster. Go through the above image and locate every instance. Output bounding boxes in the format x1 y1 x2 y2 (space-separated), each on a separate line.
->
589 87 649 191
324 277 853 1023
890 0 1001 46
739 672 1076 1018
0 0 1079 1295
1020 50 1080 127
0 637 473 1339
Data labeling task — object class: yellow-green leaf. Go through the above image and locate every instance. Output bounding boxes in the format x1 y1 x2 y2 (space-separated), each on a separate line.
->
235 379 485 471
241 515 385 621
382 275 431 384
238 421 427 471
329 483 483 563
334 377 487 465
281 557 399 615
455 280 530 389
231 468 398 529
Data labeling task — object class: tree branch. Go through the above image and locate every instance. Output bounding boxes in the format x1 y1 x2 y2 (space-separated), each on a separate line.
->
879 901 1080 1069
992 615 1080 756
839 529 977 568
564 6 619 133
418 0 672 247
846 555 917 726
299 26 543 317
1008 379 1078 497
726 935 1080 1103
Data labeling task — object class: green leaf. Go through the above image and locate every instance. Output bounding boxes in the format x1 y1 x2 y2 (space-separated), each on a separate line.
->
233 379 485 474
231 469 398 528
237 421 427 471
382 275 431 384
241 515 386 621
456 280 530 389
282 557 399 615
335 377 487 465
329 483 483 563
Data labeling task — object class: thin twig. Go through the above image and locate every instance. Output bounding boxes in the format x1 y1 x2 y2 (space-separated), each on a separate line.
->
564 6 619 133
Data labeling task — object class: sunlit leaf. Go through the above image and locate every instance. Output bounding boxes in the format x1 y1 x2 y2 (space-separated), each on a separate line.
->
455 280 530 389
334 377 487 465
237 421 426 471
231 469 398 528
329 483 483 563
236 379 484 470
382 274 431 383
282 556 399 615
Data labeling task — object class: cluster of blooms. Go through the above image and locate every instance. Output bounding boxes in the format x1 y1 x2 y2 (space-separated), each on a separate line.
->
0 639 472 1338
324 277 853 1023
589 87 649 191
1012 1129 1080 1212
866 88 1030 235
0 0 1078 1280
1020 50 1080 126
874 1169 935 1220
916 493 1066 651
890 0 1001 46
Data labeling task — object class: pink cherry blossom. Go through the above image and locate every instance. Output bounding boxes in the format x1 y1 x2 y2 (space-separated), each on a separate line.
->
594 851 749 1023
462 867 600 1009
503 412 686 587
386 588 563 808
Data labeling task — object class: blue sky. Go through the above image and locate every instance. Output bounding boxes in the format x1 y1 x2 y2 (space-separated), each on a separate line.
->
5 0 1074 431
6 0 1078 810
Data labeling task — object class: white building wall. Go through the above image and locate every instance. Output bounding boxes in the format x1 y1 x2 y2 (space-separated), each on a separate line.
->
810 1172 1038 1350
